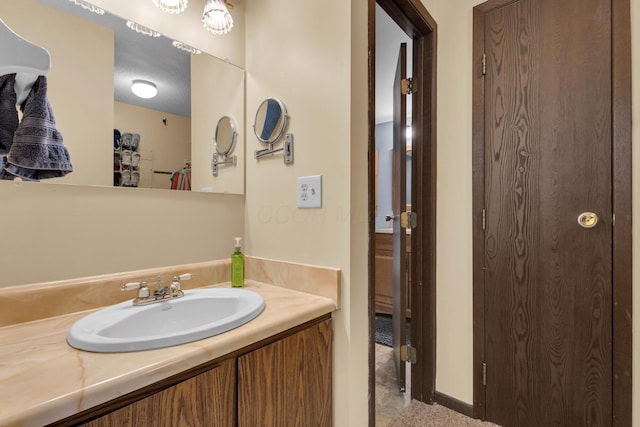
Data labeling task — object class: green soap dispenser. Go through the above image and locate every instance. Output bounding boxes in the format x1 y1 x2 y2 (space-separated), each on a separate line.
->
231 237 244 287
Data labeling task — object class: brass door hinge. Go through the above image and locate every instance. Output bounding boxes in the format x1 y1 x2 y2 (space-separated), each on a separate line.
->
401 77 416 95
401 211 417 229
482 209 486 230
482 53 487 76
401 344 417 364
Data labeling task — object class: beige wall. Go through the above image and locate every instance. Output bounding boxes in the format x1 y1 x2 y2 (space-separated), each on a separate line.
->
244 0 368 424
431 0 483 404
114 102 191 190
1 0 114 187
190 54 245 194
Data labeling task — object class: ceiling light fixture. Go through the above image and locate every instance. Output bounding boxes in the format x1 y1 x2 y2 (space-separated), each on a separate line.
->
172 40 202 55
126 21 161 37
152 0 188 14
202 0 234 35
131 80 158 99
68 0 104 15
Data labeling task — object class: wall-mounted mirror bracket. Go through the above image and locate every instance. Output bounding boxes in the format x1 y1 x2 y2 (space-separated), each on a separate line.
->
254 133 294 164
284 133 294 164
211 152 237 176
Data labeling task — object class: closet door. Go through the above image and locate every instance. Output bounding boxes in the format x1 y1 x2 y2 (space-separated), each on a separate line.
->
476 0 614 425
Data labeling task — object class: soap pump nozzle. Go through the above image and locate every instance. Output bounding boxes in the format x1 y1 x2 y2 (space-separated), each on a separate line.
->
234 237 242 250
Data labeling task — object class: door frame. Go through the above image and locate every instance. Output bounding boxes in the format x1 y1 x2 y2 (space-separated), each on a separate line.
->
368 0 437 422
471 0 632 424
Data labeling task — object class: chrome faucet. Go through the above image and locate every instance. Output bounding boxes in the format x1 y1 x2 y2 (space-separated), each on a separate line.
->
121 273 192 306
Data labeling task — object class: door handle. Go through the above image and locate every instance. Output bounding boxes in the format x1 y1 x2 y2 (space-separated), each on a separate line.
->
577 212 598 229
385 214 395 222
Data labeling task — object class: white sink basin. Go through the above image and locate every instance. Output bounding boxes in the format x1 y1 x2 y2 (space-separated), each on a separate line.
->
67 288 265 352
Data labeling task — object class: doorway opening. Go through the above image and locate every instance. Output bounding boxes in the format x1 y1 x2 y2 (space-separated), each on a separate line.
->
368 0 437 425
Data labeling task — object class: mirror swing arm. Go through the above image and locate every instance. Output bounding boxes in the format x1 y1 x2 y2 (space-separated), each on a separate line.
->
254 135 293 164
211 151 236 177
253 97 293 164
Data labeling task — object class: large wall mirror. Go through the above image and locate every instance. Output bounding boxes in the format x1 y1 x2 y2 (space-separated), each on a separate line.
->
0 0 245 194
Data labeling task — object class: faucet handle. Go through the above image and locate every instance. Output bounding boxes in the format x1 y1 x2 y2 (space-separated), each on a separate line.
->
171 273 192 292
122 281 150 299
122 281 145 291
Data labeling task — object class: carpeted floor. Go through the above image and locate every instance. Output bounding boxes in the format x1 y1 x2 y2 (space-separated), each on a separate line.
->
375 343 500 427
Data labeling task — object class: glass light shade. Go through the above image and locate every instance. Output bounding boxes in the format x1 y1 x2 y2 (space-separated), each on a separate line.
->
131 80 157 99
202 0 234 35
68 0 104 15
126 21 161 37
172 41 202 55
152 0 188 14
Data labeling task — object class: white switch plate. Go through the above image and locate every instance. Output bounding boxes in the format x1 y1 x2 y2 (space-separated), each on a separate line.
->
297 175 322 208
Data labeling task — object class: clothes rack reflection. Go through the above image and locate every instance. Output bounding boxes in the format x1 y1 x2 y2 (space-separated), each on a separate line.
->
160 160 191 191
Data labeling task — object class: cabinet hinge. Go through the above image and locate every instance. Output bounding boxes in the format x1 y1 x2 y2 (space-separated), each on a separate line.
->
483 362 487 385
612 213 616 227
401 77 416 95
482 209 486 230
482 53 487 76
401 211 417 229
401 344 417 364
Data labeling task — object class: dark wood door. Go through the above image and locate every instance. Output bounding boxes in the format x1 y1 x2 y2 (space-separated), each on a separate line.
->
480 0 612 425
392 42 408 393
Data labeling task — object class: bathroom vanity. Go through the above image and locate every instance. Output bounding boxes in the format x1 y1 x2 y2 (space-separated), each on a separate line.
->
60 316 331 426
0 258 339 427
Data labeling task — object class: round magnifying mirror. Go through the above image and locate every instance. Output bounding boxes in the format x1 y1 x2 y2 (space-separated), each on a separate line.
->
253 98 287 144
215 116 237 156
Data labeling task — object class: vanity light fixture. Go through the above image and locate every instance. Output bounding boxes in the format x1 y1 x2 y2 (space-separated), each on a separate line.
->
172 40 202 54
152 0 188 14
126 21 161 37
68 0 104 15
202 0 234 35
131 80 158 99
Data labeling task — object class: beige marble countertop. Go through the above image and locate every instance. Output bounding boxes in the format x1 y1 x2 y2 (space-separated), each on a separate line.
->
0 281 336 427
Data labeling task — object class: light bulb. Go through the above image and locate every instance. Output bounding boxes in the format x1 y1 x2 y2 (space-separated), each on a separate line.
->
152 0 188 14
202 0 233 35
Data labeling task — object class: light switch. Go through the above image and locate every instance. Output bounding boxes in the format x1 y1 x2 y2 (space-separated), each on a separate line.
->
297 175 322 208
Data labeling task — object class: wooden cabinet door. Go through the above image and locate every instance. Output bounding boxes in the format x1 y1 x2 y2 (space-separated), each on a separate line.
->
83 359 235 427
237 319 333 427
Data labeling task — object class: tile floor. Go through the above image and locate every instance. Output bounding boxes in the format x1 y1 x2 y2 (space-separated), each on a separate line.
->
375 343 500 427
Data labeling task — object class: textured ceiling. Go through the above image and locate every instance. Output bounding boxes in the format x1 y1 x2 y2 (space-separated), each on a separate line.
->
38 0 191 118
